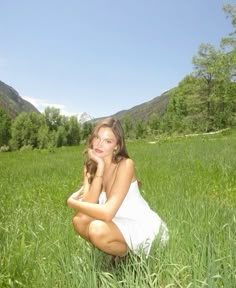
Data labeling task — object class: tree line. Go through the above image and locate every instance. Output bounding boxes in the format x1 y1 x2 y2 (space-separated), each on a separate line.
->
0 107 94 151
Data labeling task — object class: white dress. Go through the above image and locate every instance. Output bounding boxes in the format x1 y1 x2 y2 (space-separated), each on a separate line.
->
98 180 169 256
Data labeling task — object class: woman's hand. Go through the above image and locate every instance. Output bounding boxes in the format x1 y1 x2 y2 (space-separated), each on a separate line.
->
68 187 84 200
88 149 104 168
67 187 84 209
67 196 80 209
69 191 82 200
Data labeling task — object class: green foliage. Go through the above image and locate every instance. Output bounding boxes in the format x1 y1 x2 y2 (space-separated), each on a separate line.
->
134 120 146 139
44 106 62 131
11 112 47 149
66 116 81 146
20 144 33 151
122 116 133 138
147 113 161 136
0 144 10 152
221 4 236 51
81 121 94 141
0 108 11 146
0 80 40 118
9 108 82 150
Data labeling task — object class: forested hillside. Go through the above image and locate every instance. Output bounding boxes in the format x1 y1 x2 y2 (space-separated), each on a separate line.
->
0 80 40 118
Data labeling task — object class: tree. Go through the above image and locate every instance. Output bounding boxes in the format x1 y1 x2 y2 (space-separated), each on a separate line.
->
192 42 236 130
135 120 146 139
66 116 80 146
0 109 12 146
122 116 133 138
148 113 160 136
192 44 222 120
44 107 62 131
221 4 236 51
37 125 50 149
55 126 67 147
81 121 93 141
11 112 47 149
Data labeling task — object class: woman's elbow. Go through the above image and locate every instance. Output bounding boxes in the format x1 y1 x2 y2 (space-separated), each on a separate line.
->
103 209 114 222
67 197 72 207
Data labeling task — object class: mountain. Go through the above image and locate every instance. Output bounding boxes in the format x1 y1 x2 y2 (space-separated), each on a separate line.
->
0 80 40 118
0 79 172 123
77 112 94 123
94 89 172 123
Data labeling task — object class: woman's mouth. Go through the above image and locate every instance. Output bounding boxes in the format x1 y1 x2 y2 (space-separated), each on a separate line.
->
94 148 103 153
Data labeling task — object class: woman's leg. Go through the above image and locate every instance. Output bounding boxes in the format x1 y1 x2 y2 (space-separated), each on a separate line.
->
72 212 93 241
88 220 128 256
72 213 128 256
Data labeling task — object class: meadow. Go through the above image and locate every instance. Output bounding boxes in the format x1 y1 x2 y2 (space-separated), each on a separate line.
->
0 130 236 288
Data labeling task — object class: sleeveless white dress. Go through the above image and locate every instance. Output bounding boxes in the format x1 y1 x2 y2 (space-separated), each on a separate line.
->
98 180 168 256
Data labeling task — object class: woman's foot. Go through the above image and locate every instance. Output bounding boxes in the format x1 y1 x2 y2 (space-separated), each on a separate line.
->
110 254 128 266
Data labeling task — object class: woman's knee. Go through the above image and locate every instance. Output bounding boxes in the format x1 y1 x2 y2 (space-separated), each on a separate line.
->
72 213 92 236
88 220 106 244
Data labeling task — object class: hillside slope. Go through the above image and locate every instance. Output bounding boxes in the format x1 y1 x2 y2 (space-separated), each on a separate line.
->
0 80 40 118
95 89 172 123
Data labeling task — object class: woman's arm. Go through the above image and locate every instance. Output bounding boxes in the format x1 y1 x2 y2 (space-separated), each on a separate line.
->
67 166 103 204
67 158 135 222
68 186 84 200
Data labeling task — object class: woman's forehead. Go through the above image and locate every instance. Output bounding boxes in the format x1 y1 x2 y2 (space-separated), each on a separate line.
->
97 127 116 138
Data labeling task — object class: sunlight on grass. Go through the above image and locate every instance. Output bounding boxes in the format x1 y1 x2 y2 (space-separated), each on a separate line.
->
0 133 235 287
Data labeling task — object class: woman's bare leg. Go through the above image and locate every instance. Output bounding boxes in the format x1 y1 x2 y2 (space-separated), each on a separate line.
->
72 212 93 241
88 220 128 256
72 214 127 256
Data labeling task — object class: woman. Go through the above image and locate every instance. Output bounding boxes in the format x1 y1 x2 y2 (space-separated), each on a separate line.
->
67 117 168 259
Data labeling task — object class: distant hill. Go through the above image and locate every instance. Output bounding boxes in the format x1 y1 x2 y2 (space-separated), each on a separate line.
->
0 79 172 123
0 80 40 118
94 89 172 123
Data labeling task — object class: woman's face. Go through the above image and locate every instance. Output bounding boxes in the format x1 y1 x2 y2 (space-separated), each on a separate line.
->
92 127 118 158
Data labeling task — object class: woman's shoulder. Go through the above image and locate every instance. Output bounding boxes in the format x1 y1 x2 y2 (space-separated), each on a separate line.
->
117 158 136 182
118 158 135 173
119 157 134 166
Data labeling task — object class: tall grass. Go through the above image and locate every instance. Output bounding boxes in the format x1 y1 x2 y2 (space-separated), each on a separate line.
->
0 131 235 287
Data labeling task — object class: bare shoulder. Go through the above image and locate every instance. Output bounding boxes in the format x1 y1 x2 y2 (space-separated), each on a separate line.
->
119 158 134 168
117 158 135 176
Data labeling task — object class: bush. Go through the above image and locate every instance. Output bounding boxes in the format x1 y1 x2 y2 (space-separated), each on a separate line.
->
20 145 33 152
0 145 10 152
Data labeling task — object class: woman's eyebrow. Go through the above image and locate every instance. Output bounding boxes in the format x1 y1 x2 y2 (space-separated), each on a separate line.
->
104 137 115 141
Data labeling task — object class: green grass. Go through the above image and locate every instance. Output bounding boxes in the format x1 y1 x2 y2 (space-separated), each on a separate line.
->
0 131 236 287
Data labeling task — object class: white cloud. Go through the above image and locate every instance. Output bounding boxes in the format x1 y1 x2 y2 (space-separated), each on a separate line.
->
22 96 78 116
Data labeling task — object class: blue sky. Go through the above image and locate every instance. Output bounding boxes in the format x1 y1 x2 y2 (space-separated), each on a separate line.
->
0 0 234 118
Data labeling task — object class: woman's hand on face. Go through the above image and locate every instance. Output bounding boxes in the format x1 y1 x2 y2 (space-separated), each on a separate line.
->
88 149 104 166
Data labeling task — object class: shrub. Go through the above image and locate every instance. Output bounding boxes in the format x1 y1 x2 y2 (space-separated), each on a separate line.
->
0 145 10 152
20 145 33 152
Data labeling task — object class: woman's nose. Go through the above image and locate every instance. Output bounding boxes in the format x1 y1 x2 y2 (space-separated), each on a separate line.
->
96 139 102 147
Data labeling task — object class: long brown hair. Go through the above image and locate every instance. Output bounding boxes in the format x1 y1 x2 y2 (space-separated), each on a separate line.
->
83 117 129 183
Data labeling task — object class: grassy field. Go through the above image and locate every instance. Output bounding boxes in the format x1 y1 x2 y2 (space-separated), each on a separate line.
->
0 130 236 287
